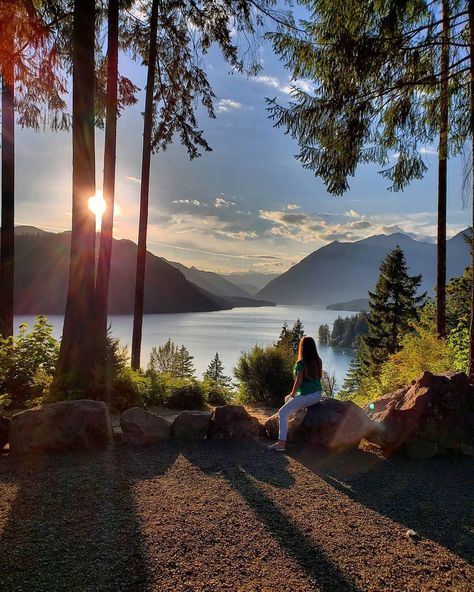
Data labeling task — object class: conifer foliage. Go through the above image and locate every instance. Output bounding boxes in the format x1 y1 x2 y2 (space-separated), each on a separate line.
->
341 247 425 395
204 353 231 388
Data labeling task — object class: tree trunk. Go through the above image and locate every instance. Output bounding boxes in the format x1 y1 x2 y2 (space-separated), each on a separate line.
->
53 0 96 392
131 0 159 370
468 0 474 380
94 0 119 398
437 0 449 339
0 32 15 340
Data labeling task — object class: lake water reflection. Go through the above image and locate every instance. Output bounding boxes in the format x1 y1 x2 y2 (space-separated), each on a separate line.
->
15 305 355 387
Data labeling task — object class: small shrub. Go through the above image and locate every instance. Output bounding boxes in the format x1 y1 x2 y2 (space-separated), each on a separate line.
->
112 367 151 412
0 316 59 408
204 383 233 406
234 344 293 407
165 379 205 410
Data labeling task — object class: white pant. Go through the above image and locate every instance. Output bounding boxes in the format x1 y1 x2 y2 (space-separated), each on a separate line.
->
278 391 322 441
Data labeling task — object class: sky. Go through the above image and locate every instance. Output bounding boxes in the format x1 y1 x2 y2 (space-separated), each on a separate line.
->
12 8 471 276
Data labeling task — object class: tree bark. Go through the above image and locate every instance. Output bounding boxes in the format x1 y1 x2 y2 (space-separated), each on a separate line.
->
468 0 474 380
131 0 159 370
0 31 15 340
54 0 96 392
94 0 119 393
436 0 449 339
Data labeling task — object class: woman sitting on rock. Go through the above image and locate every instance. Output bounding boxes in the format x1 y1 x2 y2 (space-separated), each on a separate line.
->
268 336 323 452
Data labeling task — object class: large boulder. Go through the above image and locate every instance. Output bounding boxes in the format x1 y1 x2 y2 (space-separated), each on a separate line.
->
0 415 10 450
208 405 261 440
9 400 112 455
291 399 376 450
120 407 171 445
264 408 306 441
171 410 211 440
365 371 474 458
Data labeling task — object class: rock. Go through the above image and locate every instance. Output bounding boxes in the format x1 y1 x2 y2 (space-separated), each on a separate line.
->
292 399 377 450
264 408 306 441
365 371 474 457
208 405 261 440
9 400 112 455
0 415 10 449
120 407 171 445
405 529 420 541
171 410 211 440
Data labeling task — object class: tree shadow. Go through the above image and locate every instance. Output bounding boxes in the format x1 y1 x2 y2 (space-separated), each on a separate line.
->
0 443 180 591
291 444 474 564
181 440 362 592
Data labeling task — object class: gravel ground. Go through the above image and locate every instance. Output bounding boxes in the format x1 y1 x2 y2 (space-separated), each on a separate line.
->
0 441 473 592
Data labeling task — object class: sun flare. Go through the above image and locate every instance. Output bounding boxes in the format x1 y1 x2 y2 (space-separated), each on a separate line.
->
88 190 106 231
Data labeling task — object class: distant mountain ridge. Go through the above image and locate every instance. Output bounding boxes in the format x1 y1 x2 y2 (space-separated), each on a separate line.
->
11 230 226 315
6 227 275 315
167 260 253 298
257 231 469 306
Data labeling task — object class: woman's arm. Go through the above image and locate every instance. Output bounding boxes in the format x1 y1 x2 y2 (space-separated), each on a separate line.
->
289 370 303 397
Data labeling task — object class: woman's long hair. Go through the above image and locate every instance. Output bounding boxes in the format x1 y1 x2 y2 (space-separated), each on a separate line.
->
297 336 322 379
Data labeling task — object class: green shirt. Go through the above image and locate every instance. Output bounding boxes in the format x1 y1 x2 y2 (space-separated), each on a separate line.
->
294 360 322 396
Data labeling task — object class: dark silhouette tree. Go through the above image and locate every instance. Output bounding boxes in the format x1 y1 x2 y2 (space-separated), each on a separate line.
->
130 0 159 370
0 1 66 339
94 0 138 397
53 0 97 393
128 0 293 369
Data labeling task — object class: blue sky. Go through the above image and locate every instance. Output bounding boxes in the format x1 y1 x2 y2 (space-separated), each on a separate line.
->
13 10 471 275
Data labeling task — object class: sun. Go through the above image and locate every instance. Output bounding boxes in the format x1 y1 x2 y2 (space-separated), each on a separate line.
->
88 190 106 231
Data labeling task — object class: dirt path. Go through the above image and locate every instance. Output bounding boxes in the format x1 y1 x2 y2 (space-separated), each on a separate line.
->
0 442 472 591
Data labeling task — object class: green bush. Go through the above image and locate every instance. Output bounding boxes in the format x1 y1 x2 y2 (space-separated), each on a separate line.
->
165 378 205 410
203 382 233 406
234 344 293 407
111 367 152 412
0 316 59 409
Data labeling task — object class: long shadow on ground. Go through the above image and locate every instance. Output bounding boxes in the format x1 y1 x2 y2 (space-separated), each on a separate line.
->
182 441 361 592
291 444 474 565
0 445 179 592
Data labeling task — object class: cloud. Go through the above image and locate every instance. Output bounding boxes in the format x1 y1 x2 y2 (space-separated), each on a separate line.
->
173 199 203 206
350 220 371 230
258 207 463 245
216 99 242 113
253 75 313 96
125 175 141 185
285 203 300 210
419 146 437 156
215 229 258 240
345 209 361 218
215 196 236 208
254 75 292 95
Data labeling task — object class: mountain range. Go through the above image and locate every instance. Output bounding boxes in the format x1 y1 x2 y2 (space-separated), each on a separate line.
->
257 231 469 306
10 227 272 315
6 226 470 314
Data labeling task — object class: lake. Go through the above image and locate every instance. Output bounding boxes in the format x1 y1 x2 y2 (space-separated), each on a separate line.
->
15 305 354 388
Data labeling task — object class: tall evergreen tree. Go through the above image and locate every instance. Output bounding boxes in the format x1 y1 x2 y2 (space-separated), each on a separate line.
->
204 352 231 387
128 0 293 368
174 345 195 379
331 317 345 347
0 1 66 339
268 0 471 347
54 0 97 392
94 0 120 391
362 246 426 376
318 323 330 345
